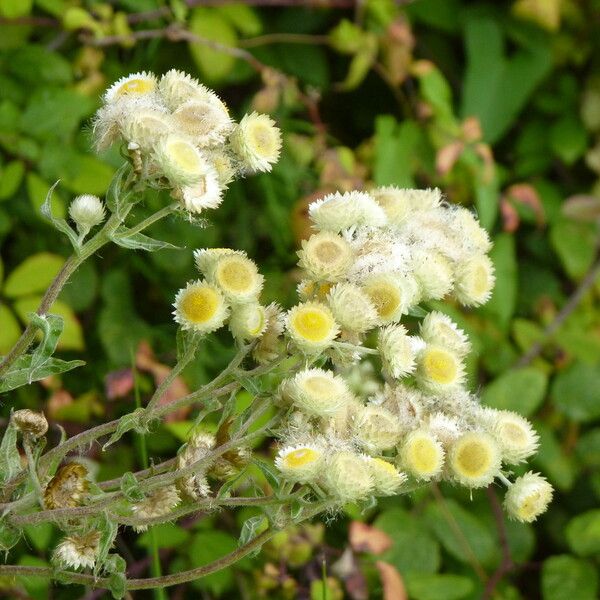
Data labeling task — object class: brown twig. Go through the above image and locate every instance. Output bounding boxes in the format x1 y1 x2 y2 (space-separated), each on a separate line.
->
516 253 600 367
483 486 513 599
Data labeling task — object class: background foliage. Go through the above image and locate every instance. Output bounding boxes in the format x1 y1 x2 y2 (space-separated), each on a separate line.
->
1 0 600 598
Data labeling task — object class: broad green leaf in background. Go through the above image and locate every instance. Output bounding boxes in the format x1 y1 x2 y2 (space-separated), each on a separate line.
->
565 509 600 557
549 220 597 280
541 555 598 600
480 233 517 330
533 422 578 491
551 362 600 423
549 115 588 165
217 4 262 36
188 530 239 595
461 12 552 143
0 303 21 354
27 172 66 218
3 252 64 298
0 0 33 18
482 367 547 416
188 8 238 83
138 523 190 549
7 44 71 85
60 154 115 196
0 160 25 200
404 573 475 600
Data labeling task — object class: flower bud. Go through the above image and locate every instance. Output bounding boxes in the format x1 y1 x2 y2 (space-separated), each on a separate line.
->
53 531 101 570
323 451 374 502
504 472 553 522
11 409 48 438
230 112 282 173
69 194 105 235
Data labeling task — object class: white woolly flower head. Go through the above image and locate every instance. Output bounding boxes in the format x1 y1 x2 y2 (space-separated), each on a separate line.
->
362 273 420 322
363 456 407 496
370 186 413 226
489 410 540 465
121 106 173 151
411 250 454 301
155 134 207 186
323 451 375 502
131 485 181 532
426 412 463 447
253 302 285 365
415 343 465 393
352 404 402 452
297 231 354 282
448 431 501 488
208 253 263 303
419 311 471 358
285 368 351 418
69 194 105 235
53 531 101 570
377 325 420 379
230 112 282 173
309 191 387 232
173 280 229 334
181 163 224 213
399 429 445 480
454 254 495 306
450 206 493 254
194 248 245 276
327 282 379 334
229 303 267 341
159 69 207 110
285 301 339 354
504 472 553 522
172 98 233 146
104 71 158 104
275 443 324 483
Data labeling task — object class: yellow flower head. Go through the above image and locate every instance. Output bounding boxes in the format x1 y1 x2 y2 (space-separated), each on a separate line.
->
454 254 495 307
173 280 229 334
416 344 465 392
285 368 351 418
286 301 339 353
253 302 285 365
172 98 232 146
298 231 353 282
448 431 501 488
400 429 445 480
275 444 324 483
419 311 471 358
490 410 539 465
323 451 374 502
229 303 267 341
155 134 206 186
194 248 244 276
363 273 419 323
364 457 407 496
230 112 282 173
104 72 158 104
209 254 263 303
121 107 173 151
504 471 553 523
308 191 387 232
451 207 492 254
412 250 454 301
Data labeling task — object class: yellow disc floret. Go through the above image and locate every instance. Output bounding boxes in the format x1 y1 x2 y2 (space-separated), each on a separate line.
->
448 431 501 488
416 344 464 392
173 280 229 334
286 301 339 353
400 429 445 480
275 444 324 483
210 254 263 302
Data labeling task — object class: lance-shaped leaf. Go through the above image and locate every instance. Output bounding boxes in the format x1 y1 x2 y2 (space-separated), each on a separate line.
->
41 181 81 252
0 356 85 393
0 422 21 483
110 226 180 252
102 408 147 450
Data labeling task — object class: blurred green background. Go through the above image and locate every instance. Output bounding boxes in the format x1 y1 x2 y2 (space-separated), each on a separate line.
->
1 0 600 598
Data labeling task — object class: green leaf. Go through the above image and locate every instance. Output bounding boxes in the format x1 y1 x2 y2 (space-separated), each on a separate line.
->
238 515 268 548
424 499 495 566
374 507 440 574
218 4 262 36
104 554 127 600
405 573 475 600
0 422 21 483
60 155 115 196
14 298 84 351
137 523 190 549
549 115 588 164
4 252 64 298
0 355 85 393
40 181 80 251
481 367 547 416
120 471 145 503
110 226 180 252
0 516 21 554
551 362 600 423
188 530 239 595
0 304 22 354
541 555 598 600
105 164 134 220
102 408 147 450
480 233 517 330
533 422 577 490
0 160 25 200
7 44 71 85
24 522 54 552
0 0 33 18
94 513 119 571
253 459 280 492
461 13 552 143
565 510 600 557
550 220 597 280
189 8 238 83
27 172 66 218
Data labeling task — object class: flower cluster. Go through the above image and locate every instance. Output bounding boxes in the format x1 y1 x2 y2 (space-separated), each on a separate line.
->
274 188 552 522
94 70 282 213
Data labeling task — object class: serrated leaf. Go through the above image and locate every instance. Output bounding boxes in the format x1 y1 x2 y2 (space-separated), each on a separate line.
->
4 252 64 298
41 181 80 251
110 226 180 252
0 355 85 393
